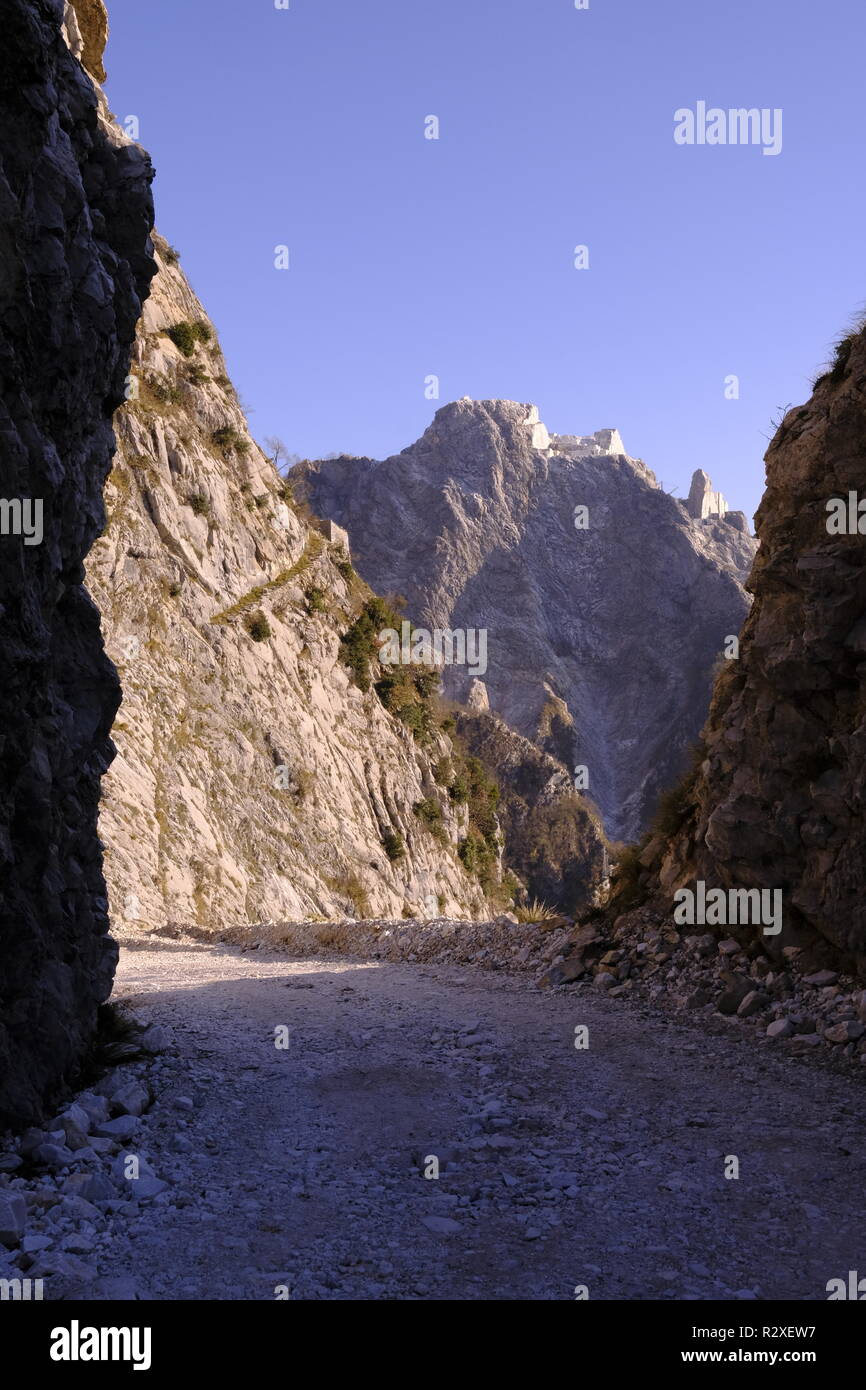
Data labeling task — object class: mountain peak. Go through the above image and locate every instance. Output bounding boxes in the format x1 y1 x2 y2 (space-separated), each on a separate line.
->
433 400 637 462
549 428 630 460
294 407 756 841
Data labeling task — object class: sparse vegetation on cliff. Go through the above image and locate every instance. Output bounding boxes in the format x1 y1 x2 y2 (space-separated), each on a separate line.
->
245 612 272 643
414 797 447 842
381 830 405 862
812 318 866 389
339 598 441 744
166 320 211 357
188 493 211 519
212 425 249 456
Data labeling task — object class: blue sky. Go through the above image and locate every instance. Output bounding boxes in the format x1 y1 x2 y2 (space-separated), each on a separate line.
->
106 0 865 523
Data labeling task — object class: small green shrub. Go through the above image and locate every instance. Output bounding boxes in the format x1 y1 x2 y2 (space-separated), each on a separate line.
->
458 831 488 876
246 612 272 642
168 580 182 598
340 596 398 692
433 757 452 786
448 774 469 803
462 756 499 840
147 374 182 405
371 667 402 712
306 586 328 615
382 830 405 862
188 493 211 518
414 668 439 701
212 425 249 456
167 321 212 356
391 699 432 741
340 599 438 742
167 322 197 357
414 797 447 843
445 752 502 888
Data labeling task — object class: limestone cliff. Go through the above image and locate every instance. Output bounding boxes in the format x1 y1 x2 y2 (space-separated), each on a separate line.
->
617 323 866 972
293 401 757 842
0 0 154 1125
87 240 492 930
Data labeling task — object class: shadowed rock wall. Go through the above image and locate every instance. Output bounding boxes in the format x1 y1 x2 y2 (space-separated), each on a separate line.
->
0 0 154 1125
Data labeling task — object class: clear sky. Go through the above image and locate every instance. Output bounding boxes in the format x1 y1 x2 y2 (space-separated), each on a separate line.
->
105 0 866 524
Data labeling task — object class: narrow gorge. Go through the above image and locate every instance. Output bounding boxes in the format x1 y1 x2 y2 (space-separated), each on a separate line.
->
0 0 863 1323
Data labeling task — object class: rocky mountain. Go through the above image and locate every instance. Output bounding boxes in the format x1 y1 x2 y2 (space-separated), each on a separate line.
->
293 400 757 842
611 323 866 974
0 0 154 1126
86 242 493 932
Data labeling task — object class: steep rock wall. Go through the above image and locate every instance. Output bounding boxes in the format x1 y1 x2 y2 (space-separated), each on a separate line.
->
86 238 492 930
0 0 154 1125
630 326 866 971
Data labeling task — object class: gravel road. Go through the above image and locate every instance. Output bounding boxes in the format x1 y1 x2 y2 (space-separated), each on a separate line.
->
91 940 866 1301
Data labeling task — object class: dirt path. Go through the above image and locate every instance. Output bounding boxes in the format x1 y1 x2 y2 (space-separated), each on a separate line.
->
97 941 866 1301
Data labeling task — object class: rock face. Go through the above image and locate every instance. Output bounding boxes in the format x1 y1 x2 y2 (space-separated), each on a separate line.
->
687 468 729 521
293 400 756 841
631 325 866 972
0 0 155 1126
549 428 628 460
62 0 108 83
86 239 491 931
453 709 609 914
